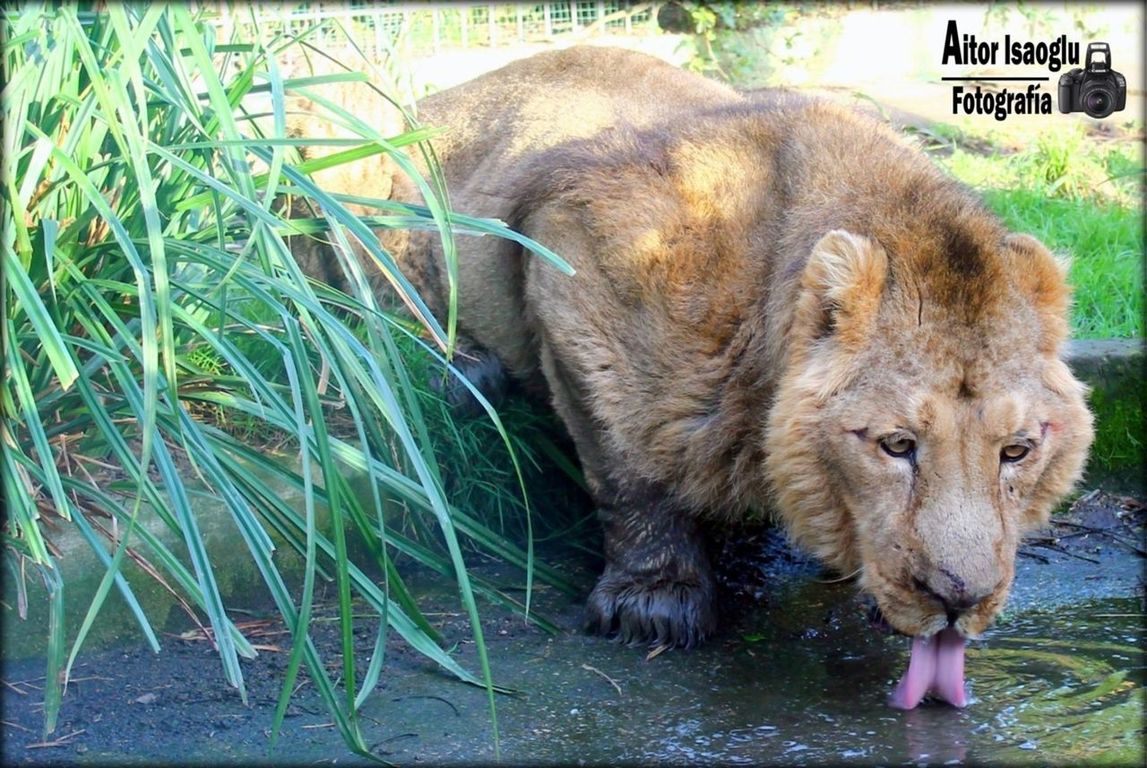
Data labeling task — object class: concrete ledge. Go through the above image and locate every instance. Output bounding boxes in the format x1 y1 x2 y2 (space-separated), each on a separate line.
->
1064 338 1144 375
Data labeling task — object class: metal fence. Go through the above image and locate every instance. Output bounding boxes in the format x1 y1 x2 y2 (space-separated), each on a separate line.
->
219 2 659 60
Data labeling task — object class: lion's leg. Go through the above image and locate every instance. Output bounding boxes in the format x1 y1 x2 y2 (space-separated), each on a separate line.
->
586 480 717 650
541 343 716 649
430 340 509 417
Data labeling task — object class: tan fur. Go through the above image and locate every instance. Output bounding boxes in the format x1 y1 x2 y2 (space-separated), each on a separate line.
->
293 47 1095 646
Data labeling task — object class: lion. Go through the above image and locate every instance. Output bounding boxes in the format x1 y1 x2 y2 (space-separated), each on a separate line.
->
290 47 1095 709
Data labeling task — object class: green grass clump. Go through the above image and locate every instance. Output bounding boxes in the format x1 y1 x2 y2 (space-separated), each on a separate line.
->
2 4 572 758
1086 373 1146 483
397 342 596 563
935 127 1143 340
982 188 1143 339
939 125 1142 208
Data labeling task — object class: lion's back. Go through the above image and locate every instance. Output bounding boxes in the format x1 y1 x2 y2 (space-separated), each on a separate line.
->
417 46 742 175
393 47 746 377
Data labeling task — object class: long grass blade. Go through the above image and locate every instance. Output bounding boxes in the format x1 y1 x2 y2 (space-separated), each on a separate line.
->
3 247 80 392
39 564 65 736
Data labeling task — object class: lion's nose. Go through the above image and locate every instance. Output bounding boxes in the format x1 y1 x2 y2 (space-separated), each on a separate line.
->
913 567 992 623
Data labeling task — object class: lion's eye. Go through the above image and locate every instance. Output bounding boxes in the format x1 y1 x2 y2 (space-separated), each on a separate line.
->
880 435 916 459
1000 444 1030 463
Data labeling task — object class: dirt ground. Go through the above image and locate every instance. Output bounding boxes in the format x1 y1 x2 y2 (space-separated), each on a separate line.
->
2 489 1142 766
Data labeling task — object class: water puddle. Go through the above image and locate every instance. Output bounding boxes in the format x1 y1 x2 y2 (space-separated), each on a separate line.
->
473 518 1144 766
613 592 1144 766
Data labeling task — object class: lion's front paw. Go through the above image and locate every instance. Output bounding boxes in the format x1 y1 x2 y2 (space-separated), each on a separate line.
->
585 569 716 650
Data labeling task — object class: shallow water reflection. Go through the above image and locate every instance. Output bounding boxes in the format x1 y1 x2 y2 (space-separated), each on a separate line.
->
622 593 1144 766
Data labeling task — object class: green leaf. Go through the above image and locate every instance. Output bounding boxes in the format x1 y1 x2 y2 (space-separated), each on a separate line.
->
3 246 80 391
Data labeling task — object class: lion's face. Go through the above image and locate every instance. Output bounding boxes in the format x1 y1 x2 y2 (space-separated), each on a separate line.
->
808 355 1091 638
765 229 1094 640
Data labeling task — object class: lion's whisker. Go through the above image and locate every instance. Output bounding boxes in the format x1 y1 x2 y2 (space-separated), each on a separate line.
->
816 567 862 584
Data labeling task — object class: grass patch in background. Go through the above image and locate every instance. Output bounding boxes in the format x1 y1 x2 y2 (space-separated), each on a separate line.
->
981 188 1143 340
926 125 1144 340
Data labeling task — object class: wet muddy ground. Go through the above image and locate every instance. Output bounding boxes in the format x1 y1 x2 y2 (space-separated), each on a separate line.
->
2 490 1143 766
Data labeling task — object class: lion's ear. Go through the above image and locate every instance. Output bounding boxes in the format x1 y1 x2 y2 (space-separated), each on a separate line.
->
797 230 888 349
1002 233 1072 353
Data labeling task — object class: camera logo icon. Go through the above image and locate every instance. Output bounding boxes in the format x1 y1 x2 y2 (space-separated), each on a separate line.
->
1058 42 1126 118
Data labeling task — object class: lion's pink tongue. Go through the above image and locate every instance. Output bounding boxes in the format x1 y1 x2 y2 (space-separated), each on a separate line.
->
888 627 967 709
